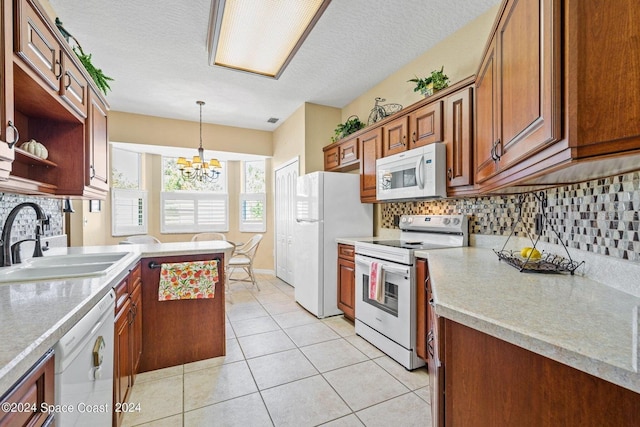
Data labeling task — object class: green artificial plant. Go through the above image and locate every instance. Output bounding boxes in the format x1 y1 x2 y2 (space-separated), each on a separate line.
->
331 116 366 143
56 17 114 95
408 66 449 97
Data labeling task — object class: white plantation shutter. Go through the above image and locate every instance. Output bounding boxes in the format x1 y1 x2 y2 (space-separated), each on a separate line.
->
161 192 228 233
239 193 266 232
112 189 148 236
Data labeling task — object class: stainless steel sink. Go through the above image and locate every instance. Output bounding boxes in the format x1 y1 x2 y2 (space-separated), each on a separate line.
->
0 252 129 283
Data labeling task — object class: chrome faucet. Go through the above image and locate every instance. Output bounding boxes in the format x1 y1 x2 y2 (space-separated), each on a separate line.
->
1 202 50 267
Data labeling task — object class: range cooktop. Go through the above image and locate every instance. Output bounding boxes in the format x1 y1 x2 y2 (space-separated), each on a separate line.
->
369 240 451 251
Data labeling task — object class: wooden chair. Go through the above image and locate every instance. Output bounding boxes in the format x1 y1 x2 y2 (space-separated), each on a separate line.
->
228 234 263 291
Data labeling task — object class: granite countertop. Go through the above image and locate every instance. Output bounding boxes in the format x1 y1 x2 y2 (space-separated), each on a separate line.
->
416 247 640 394
0 241 233 397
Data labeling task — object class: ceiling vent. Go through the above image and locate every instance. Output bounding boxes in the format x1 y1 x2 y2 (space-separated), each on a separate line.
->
267 117 279 124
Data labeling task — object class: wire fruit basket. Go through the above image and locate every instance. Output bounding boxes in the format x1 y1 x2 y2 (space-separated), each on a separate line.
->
494 192 584 275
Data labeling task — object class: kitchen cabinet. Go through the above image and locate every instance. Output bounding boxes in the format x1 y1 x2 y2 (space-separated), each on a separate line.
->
475 0 562 187
444 85 474 195
474 0 640 192
382 115 409 157
113 262 142 427
415 259 427 361
358 127 381 203
0 0 15 181
0 0 109 198
323 135 359 172
337 243 356 321
408 101 442 150
444 319 640 426
140 253 226 372
0 350 54 427
85 88 109 195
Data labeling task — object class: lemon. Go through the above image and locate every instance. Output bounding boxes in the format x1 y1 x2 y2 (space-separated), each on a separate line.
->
520 247 541 259
520 247 533 257
529 248 542 259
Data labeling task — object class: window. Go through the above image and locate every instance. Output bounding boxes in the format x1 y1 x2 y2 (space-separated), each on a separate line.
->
240 160 266 232
161 157 228 233
111 148 148 236
112 189 148 236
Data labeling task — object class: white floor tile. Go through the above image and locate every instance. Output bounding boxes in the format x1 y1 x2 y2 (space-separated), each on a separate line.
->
355 392 432 427
301 339 368 373
284 322 341 347
247 348 318 390
238 330 296 359
261 375 351 427
272 309 319 329
373 356 429 390
323 361 409 411
231 315 280 337
121 375 183 426
183 360 258 411
184 393 273 427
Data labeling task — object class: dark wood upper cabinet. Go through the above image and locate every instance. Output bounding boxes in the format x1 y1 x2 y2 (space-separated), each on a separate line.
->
382 115 409 157
359 127 382 203
0 0 109 198
445 85 474 195
475 0 561 187
409 101 443 149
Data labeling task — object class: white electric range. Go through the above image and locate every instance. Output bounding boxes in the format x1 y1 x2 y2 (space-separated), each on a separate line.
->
354 214 468 370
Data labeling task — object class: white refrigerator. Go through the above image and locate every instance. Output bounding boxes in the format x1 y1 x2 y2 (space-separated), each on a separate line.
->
293 171 373 318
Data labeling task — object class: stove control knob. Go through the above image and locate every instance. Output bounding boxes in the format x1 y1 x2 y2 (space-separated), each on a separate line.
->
453 218 461 225
407 217 413 224
443 218 451 225
400 217 407 223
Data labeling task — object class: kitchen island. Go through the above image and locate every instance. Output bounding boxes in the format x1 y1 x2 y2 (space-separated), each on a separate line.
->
418 246 640 425
0 241 234 398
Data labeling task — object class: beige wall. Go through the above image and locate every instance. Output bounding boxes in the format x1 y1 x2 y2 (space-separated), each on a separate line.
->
341 5 499 123
109 111 272 157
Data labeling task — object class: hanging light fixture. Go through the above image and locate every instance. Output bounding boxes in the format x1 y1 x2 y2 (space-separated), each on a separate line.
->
177 101 222 182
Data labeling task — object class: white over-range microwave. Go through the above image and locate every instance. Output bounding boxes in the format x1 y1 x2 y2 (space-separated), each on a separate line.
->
376 143 446 201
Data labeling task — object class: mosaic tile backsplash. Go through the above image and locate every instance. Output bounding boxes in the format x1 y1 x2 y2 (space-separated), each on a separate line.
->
0 193 63 245
381 171 640 262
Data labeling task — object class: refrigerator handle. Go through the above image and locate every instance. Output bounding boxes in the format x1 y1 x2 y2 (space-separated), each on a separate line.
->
296 218 320 223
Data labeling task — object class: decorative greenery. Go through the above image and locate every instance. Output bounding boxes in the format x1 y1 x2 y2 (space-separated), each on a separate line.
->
55 17 114 95
408 66 449 97
73 45 114 95
331 115 366 143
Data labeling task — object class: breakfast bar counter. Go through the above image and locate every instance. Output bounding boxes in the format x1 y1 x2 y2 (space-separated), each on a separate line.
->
0 241 233 397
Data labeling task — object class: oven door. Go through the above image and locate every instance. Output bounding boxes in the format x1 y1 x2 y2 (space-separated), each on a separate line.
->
354 254 414 349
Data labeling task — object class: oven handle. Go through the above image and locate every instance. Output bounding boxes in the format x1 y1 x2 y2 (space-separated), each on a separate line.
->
356 256 411 277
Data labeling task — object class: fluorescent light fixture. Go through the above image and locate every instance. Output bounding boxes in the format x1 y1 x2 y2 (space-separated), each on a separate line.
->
208 0 331 79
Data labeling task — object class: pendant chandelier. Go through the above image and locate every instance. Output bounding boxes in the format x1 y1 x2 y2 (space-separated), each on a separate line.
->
177 101 222 182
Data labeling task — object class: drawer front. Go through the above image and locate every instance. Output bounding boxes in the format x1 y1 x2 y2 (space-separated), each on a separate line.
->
324 146 339 170
129 261 142 293
339 138 359 165
114 276 129 311
338 244 355 261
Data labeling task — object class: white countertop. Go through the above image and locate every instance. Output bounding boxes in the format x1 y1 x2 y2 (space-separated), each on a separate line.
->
0 241 233 396
417 247 640 394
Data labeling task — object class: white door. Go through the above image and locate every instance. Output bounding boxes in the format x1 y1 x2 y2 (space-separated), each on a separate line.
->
274 159 298 284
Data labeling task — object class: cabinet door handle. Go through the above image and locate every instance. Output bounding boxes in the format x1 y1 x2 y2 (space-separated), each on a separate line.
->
412 131 416 143
7 121 19 149
490 141 497 161
402 135 406 146
64 73 72 90
495 138 502 160
427 330 435 358
447 168 452 181
90 164 96 179
55 60 62 80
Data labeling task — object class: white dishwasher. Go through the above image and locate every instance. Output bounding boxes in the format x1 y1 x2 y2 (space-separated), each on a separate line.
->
54 290 115 426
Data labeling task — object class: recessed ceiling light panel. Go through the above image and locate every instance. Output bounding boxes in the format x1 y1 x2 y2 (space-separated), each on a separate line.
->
208 0 331 79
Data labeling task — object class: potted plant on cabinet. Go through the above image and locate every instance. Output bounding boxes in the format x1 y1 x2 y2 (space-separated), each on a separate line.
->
330 116 366 143
408 66 449 97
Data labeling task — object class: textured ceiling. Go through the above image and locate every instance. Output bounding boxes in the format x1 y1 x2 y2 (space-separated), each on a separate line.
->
49 0 500 131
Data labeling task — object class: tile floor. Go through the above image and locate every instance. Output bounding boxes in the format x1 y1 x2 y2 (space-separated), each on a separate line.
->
122 274 432 427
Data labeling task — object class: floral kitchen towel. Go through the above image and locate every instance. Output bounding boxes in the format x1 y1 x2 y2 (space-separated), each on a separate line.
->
369 261 384 303
158 260 218 301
